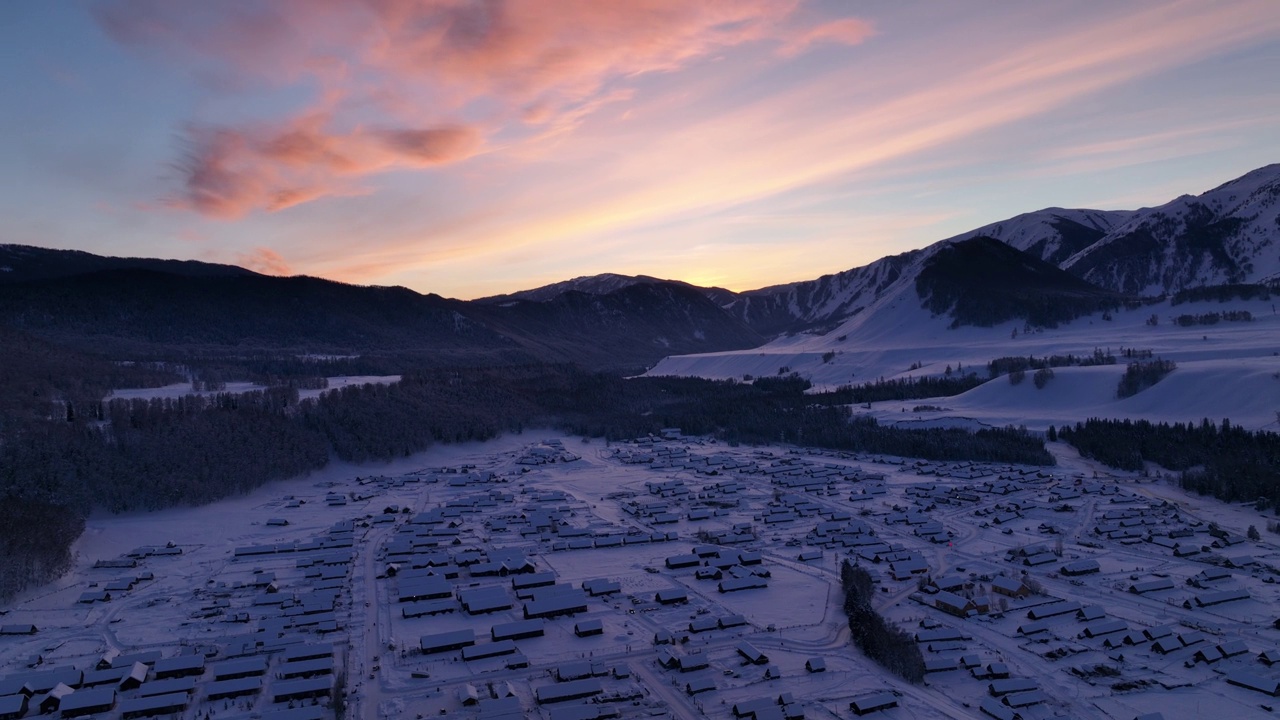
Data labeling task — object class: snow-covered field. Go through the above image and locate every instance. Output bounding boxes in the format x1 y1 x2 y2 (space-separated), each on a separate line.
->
648 290 1280 432
5 432 1280 720
109 375 402 403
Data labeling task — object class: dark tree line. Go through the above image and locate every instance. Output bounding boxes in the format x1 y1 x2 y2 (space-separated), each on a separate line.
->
1173 311 1253 326
840 560 925 682
0 388 328 599
1058 418 1280 508
828 374 987 404
987 348 1116 378
1115 359 1177 398
291 367 1055 465
0 498 85 602
1171 282 1275 305
183 354 400 387
0 326 183 425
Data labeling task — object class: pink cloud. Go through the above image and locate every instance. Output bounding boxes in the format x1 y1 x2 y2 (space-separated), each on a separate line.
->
170 117 480 218
367 1 791 97
237 247 292 276
97 0 873 216
777 18 876 57
375 126 482 164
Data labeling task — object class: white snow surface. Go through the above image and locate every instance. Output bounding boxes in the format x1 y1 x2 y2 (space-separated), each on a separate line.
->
649 295 1280 431
109 375 402 402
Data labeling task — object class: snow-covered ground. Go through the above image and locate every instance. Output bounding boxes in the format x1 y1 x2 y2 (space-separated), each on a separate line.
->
6 432 1280 720
648 291 1280 431
109 375 402 403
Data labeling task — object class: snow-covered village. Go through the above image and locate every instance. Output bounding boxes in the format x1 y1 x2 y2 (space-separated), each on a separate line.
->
2 414 1280 720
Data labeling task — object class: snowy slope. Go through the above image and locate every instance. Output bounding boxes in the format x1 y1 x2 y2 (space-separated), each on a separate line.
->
944 208 1134 266
1065 164 1280 294
882 356 1279 434
648 293 1280 430
723 248 927 336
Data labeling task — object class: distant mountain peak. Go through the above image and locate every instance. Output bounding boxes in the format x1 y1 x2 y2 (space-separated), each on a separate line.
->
1205 162 1280 194
476 273 669 304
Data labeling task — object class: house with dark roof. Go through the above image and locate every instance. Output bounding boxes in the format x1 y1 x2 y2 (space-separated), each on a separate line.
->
990 576 1030 598
59 688 116 718
1061 559 1100 576
1226 671 1280 696
655 588 688 605
849 692 897 716
419 629 475 655
0 695 27 720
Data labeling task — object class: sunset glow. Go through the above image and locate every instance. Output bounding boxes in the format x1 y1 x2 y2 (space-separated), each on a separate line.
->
3 1 1278 298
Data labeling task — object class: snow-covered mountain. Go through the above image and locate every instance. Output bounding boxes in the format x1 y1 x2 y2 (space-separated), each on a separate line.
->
717 165 1280 335
498 164 1280 339
943 208 1135 266
644 165 1280 432
918 165 1280 296
477 273 666 304
723 248 926 336
477 273 738 307
1064 163 1280 294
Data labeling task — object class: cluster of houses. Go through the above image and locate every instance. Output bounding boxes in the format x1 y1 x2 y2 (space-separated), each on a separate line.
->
529 662 641 720
1071 496 1253 560
50 520 357 717
909 622 1054 717
515 439 580 466
0 642 333 720
664 546 771 594
399 437 1280 717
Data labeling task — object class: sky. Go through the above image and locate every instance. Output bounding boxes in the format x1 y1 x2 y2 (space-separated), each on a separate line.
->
2 1 1279 300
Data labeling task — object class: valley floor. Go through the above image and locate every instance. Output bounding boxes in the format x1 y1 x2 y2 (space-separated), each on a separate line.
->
3 433 1280 720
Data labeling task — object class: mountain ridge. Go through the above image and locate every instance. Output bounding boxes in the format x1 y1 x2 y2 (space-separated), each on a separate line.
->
1 163 1276 372
0 267 760 372
0 244 259 284
499 163 1280 338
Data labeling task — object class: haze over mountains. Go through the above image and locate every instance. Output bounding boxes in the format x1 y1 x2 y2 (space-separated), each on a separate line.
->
1 164 1277 372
